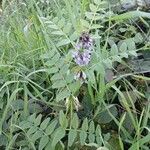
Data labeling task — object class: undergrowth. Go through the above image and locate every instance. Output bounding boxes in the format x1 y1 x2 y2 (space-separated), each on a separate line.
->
0 0 150 150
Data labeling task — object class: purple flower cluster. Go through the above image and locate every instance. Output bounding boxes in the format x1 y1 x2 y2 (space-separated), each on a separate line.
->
72 50 91 66
72 33 93 67
72 33 93 81
79 32 93 50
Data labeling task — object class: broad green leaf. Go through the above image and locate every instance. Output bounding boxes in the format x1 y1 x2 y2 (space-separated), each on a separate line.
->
44 142 52 150
68 129 77 147
29 103 43 114
53 17 59 23
27 126 38 136
102 49 109 59
31 130 43 143
87 70 96 84
34 114 42 126
59 110 68 128
103 59 112 69
81 118 88 131
94 63 105 75
59 64 69 74
119 42 127 52
55 57 66 68
39 135 49 150
19 121 32 129
65 74 74 84
120 52 128 58
28 113 36 122
55 61 64 69
47 67 58 74
57 18 65 28
0 134 7 146
51 31 64 35
127 39 136 50
56 89 70 102
48 24 58 30
121 112 135 134
111 44 118 56
129 51 137 57
85 12 102 20
90 24 103 29
52 80 66 89
63 23 72 34
88 133 95 143
45 120 58 135
40 117 50 130
55 143 64 150
11 99 24 110
71 113 79 129
68 82 81 94
134 33 143 43
95 105 118 124
79 131 87 145
70 33 78 41
90 4 97 12
51 127 66 148
118 91 139 107
96 125 102 146
51 73 62 81
80 19 90 28
89 121 95 133
57 39 70 47
112 56 122 62
45 54 60 66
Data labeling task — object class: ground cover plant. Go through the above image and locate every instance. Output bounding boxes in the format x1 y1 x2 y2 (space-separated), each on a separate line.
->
0 0 150 149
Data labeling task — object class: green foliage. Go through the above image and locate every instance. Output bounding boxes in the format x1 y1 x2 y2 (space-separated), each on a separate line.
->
13 112 106 149
43 16 76 47
0 0 150 150
41 50 81 102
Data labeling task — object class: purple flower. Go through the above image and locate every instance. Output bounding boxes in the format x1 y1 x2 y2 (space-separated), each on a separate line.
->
79 32 93 50
72 50 91 66
72 32 93 67
75 42 82 50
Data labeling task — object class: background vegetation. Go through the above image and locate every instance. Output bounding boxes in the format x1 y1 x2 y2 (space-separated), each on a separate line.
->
0 0 150 149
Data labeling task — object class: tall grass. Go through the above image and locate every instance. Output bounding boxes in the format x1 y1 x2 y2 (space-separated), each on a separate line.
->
0 0 150 149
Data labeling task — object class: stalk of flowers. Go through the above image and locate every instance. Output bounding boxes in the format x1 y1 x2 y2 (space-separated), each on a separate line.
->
72 32 93 81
